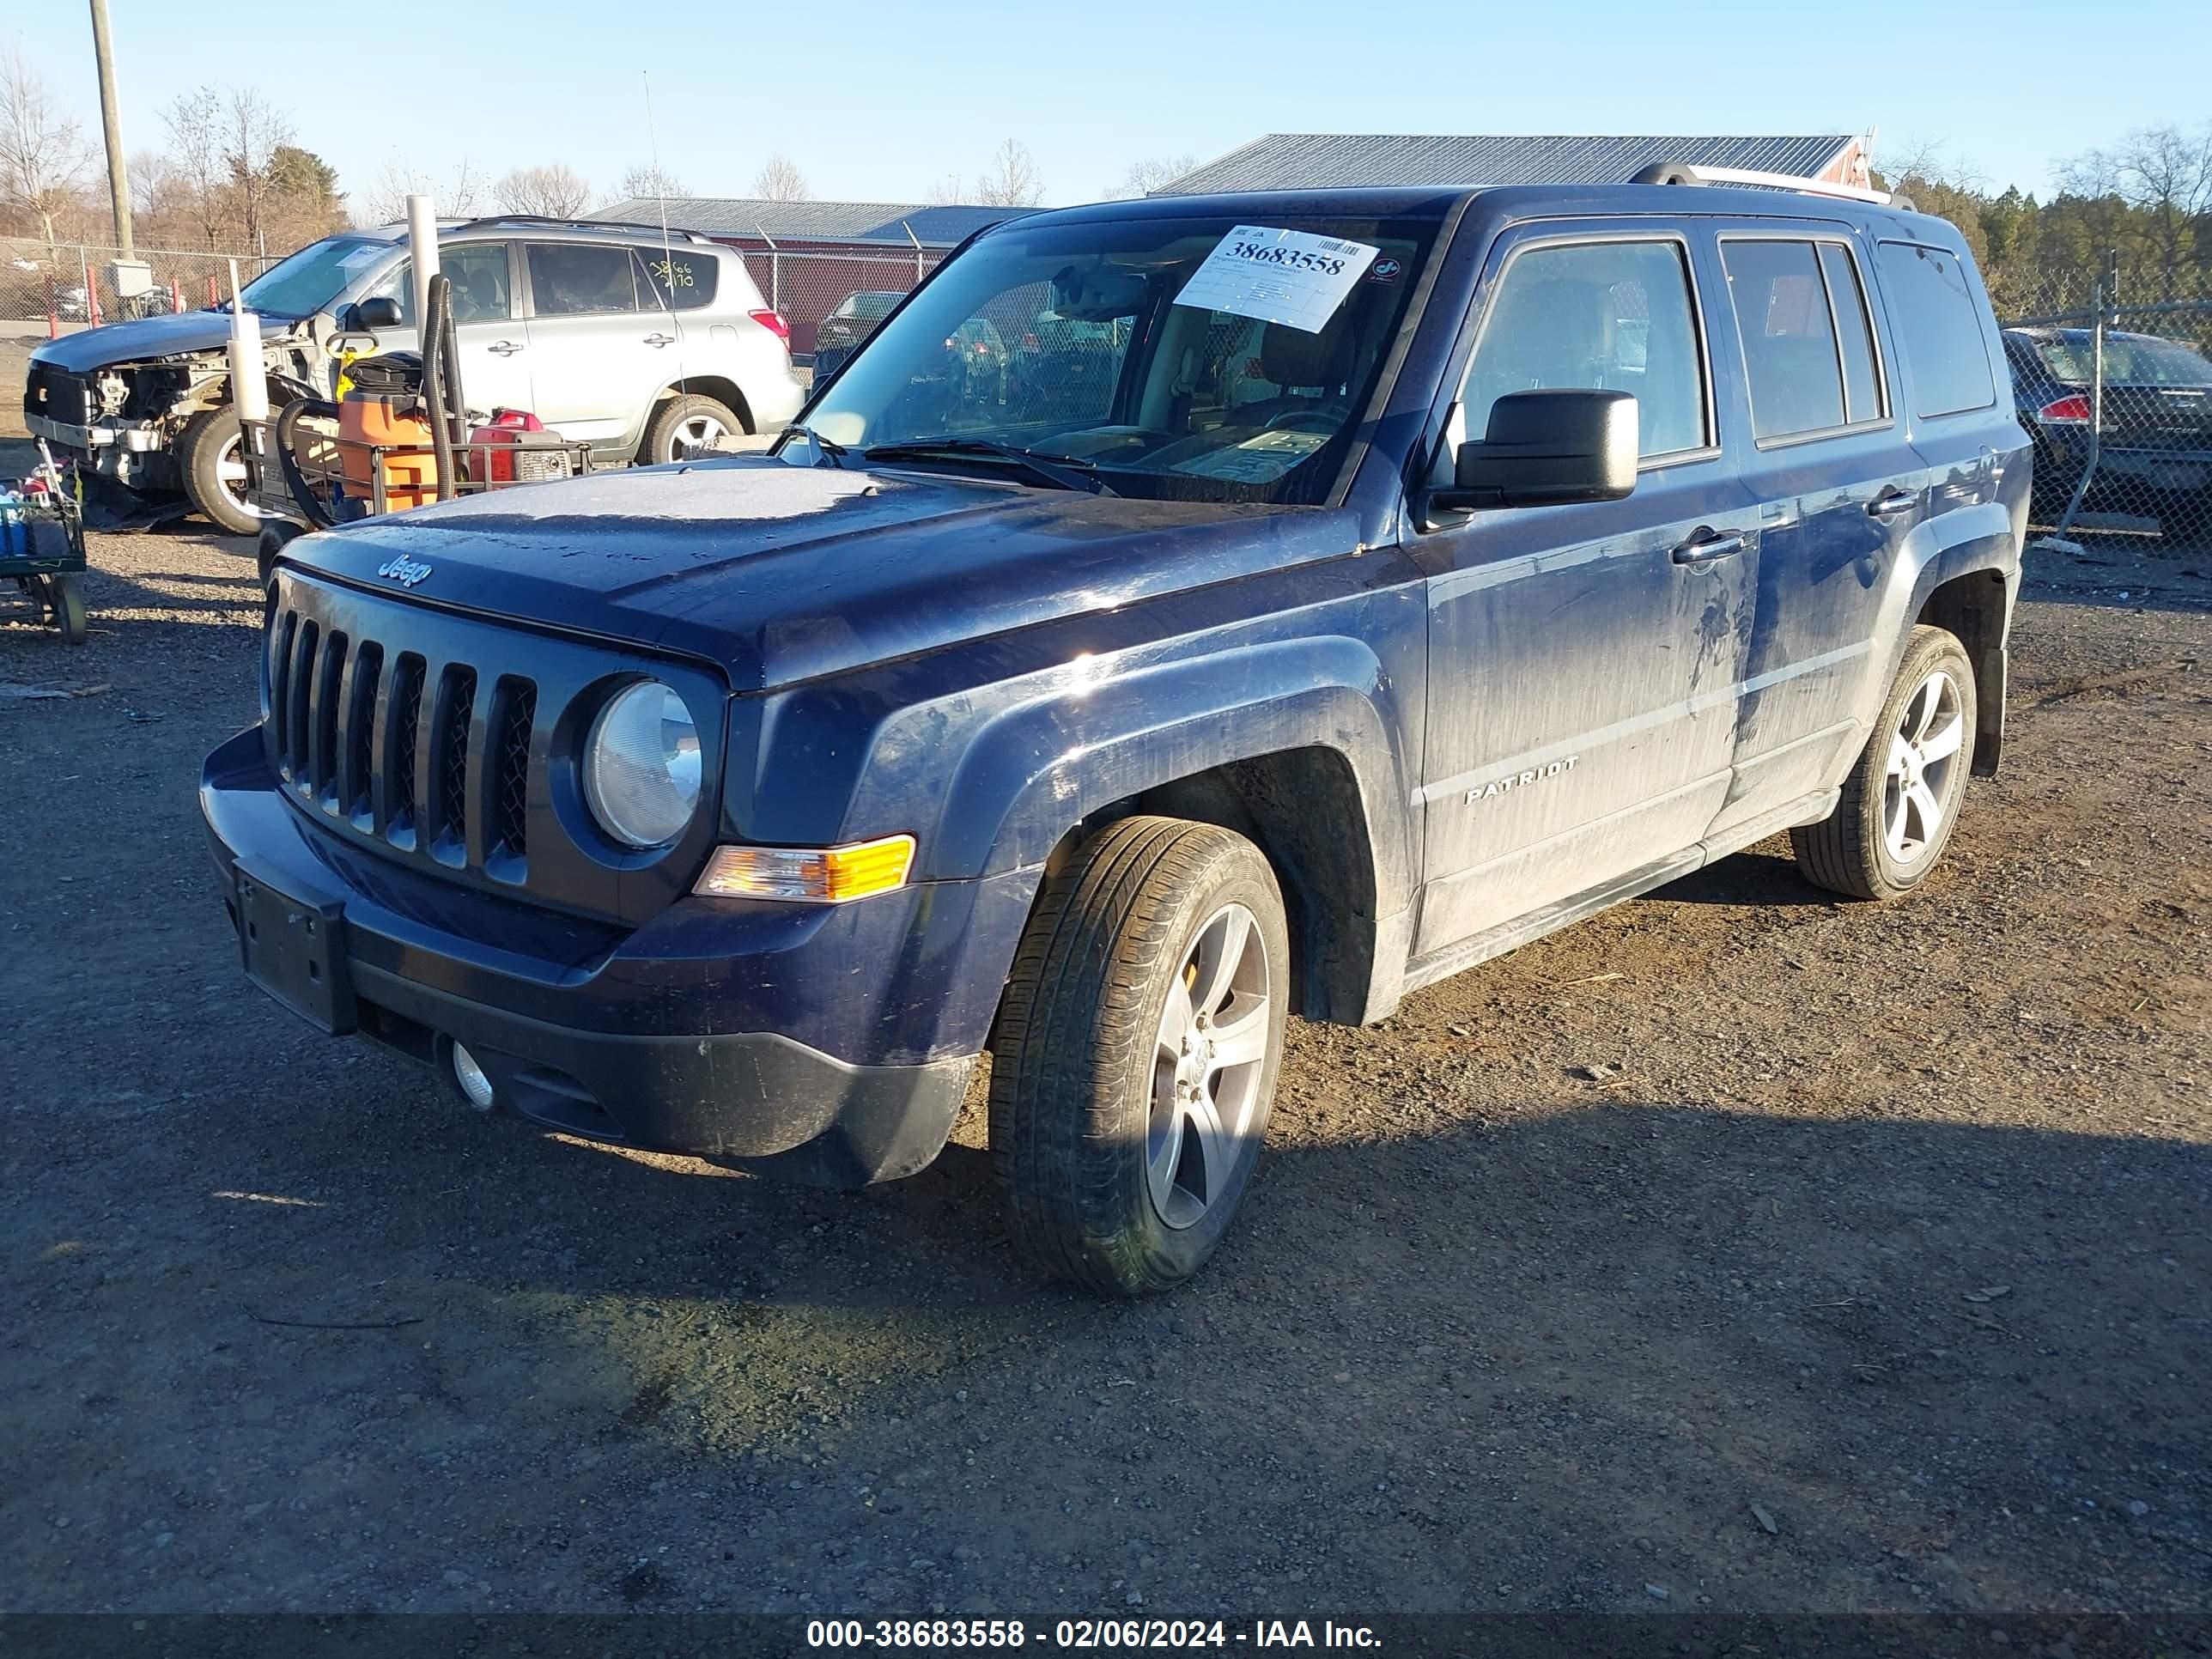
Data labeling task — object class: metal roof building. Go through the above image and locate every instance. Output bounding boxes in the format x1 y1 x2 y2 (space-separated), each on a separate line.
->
1157 134 1867 195
589 198 1019 249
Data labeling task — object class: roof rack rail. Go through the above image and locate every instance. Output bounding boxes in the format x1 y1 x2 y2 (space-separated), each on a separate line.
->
1627 161 1914 214
447 214 712 242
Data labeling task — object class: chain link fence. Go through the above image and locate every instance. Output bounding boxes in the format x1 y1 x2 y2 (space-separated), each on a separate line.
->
2001 253 2212 552
2 241 276 328
729 245 944 369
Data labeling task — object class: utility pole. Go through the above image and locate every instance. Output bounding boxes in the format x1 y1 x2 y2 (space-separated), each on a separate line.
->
88 0 134 256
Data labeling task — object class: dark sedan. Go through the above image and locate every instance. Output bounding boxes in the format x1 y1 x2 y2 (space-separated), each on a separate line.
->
2003 326 2212 526
811 289 905 380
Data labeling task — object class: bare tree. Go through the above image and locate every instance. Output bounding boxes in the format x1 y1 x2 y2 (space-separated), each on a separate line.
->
495 163 592 218
362 154 483 227
222 87 295 253
2062 123 2212 296
1109 154 1196 198
751 155 809 202
0 44 92 251
974 138 1043 208
161 86 228 248
922 173 967 207
617 163 684 204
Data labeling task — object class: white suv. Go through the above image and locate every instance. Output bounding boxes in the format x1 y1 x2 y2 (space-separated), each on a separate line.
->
23 216 807 533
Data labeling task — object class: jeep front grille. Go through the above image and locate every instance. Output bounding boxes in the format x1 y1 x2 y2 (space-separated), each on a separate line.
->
259 568 726 926
269 611 530 884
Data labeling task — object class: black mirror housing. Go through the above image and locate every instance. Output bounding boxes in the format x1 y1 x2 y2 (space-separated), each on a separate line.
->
351 295 404 331
1432 388 1638 512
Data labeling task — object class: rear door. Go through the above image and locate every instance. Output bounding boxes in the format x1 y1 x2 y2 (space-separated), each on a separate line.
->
520 241 663 443
1711 225 1923 829
1413 224 1760 958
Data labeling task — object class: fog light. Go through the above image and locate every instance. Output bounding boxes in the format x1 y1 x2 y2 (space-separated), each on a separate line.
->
451 1042 496 1111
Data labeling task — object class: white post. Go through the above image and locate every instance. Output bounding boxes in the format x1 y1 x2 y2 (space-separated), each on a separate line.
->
406 193 439 326
228 305 269 424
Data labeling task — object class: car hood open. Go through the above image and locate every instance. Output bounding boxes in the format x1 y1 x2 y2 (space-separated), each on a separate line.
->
291 456 1346 692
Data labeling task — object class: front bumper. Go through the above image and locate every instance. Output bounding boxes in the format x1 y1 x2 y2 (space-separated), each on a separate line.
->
200 726 1032 1187
26 411 176 488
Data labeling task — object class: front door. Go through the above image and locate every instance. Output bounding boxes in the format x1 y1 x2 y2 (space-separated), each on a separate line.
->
362 241 534 419
1413 228 1759 959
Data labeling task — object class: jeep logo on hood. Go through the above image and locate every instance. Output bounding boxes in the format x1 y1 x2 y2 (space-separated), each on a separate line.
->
377 556 433 589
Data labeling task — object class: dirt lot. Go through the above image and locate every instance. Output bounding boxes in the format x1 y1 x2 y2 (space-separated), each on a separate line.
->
2 430 2208 1619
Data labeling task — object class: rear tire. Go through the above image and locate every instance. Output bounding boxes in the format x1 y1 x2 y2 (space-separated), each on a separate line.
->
51 574 88 645
1791 625 1977 900
641 393 745 464
178 406 260 536
990 817 1289 1297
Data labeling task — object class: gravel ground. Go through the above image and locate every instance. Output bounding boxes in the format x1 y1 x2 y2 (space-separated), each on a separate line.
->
2 435 2208 1620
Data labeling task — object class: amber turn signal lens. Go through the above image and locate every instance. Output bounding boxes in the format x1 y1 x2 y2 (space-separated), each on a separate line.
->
693 834 916 903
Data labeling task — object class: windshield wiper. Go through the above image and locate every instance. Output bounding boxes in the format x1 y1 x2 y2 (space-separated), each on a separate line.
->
862 439 1118 496
781 424 850 468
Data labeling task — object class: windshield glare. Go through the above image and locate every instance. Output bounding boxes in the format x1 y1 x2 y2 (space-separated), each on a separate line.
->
239 234 393 319
796 215 1435 504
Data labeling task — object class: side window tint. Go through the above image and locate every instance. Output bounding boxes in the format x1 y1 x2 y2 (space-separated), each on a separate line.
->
442 245 514 324
526 244 640 317
1819 244 1882 423
635 248 719 312
1462 240 1706 459
1875 241 1996 417
371 245 514 325
1723 240 1845 440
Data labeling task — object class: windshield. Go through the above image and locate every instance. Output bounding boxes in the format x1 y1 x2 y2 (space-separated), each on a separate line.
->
2034 331 2212 387
238 234 394 319
792 213 1437 504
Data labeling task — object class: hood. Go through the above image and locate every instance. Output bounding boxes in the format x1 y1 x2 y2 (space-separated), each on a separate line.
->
295 457 1348 691
33 308 291 373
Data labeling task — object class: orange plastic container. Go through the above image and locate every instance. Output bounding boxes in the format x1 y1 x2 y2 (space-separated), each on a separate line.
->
337 395 440 508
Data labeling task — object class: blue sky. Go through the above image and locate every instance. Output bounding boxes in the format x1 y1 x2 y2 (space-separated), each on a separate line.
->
26 0 2212 213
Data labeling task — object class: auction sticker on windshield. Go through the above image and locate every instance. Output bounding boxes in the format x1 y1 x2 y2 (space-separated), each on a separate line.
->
1174 226 1380 333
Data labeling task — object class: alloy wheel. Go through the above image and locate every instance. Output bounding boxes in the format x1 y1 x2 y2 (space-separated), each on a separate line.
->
1882 669 1966 865
1148 902 1272 1230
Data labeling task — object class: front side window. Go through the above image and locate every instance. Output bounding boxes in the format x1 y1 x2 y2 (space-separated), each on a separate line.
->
798 213 1438 505
1462 240 1707 459
2033 331 2212 387
371 243 514 325
527 244 640 317
1875 241 1996 418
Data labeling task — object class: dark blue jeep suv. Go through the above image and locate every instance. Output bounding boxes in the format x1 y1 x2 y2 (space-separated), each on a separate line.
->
204 179 2028 1294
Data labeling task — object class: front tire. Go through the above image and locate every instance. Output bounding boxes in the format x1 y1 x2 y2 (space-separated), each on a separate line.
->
178 406 261 536
990 817 1289 1296
641 393 745 464
1791 624 1978 900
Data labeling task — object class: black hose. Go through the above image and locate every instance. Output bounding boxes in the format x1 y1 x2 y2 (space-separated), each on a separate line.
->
273 396 343 529
421 273 458 502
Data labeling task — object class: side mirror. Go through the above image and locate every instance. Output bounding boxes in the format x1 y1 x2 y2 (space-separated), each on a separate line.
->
1431 388 1638 513
351 295 404 331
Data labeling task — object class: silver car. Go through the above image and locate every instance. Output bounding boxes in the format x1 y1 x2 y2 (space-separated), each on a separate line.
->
21 216 805 534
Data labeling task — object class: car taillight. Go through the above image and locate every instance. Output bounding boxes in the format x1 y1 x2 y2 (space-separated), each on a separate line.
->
749 309 791 345
2037 394 2093 425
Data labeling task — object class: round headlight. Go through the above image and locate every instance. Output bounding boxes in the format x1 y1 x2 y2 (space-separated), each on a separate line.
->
583 680 701 848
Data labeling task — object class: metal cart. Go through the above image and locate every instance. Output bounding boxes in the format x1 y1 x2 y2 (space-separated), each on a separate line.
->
2 446 90 647
241 407 595 529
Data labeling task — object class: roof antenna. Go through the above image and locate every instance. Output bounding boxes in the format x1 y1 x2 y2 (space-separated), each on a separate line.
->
641 69 691 441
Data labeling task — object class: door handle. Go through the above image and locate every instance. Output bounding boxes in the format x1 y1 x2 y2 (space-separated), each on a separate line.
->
1670 528 1746 566
643 332 676 348
1867 487 1917 520
487 340 524 356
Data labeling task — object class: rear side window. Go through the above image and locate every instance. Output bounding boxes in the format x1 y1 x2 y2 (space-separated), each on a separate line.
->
1875 241 1996 417
1723 240 1844 439
1819 244 1883 423
635 247 719 312
527 244 639 316
1462 239 1708 459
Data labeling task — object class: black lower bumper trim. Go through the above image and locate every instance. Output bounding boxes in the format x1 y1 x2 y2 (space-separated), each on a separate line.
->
349 960 974 1188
